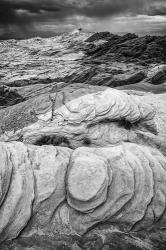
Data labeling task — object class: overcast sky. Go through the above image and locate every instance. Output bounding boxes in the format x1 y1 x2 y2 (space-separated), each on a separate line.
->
0 0 166 39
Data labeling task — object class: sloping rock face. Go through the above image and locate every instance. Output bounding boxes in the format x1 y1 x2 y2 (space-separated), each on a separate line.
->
1 142 166 250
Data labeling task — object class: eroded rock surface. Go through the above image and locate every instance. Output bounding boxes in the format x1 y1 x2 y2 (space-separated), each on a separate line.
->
1 31 166 98
1 31 166 250
1 142 166 249
0 87 166 249
85 33 166 64
2 88 166 156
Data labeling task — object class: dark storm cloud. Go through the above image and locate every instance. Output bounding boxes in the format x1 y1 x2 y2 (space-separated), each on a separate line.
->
148 7 166 16
146 1 166 16
0 0 149 26
0 0 75 39
0 0 69 26
77 0 146 18
0 0 166 39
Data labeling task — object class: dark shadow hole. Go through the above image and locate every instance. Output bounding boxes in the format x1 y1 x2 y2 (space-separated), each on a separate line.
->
117 119 133 130
82 137 91 146
34 135 72 148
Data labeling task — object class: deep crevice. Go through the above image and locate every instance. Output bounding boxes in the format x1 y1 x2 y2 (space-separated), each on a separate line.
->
34 135 72 148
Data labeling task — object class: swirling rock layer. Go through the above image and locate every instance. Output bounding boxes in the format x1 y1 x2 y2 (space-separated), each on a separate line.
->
66 144 166 235
0 141 166 249
2 88 158 151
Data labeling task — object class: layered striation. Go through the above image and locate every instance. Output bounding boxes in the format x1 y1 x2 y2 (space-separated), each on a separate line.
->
66 144 166 235
1 88 158 150
0 142 71 243
0 142 166 248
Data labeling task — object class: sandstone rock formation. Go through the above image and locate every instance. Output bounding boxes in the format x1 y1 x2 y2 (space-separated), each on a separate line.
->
0 88 159 149
67 144 166 235
0 142 71 243
1 141 166 249
1 31 166 250
0 87 166 249
1 87 166 163
1 32 166 97
85 33 166 64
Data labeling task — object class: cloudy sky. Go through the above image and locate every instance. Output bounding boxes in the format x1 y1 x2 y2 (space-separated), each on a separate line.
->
0 0 166 39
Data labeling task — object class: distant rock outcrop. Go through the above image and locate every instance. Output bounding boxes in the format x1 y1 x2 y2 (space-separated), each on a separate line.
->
85 32 112 42
0 31 166 95
85 32 166 64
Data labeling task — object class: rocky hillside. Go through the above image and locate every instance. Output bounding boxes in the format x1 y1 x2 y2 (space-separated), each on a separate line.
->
85 32 166 64
0 31 166 92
